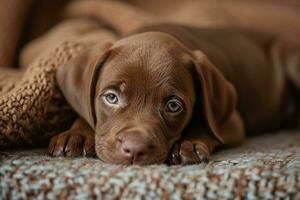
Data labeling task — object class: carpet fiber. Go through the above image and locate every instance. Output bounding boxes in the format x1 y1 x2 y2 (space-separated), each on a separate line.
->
1 131 300 199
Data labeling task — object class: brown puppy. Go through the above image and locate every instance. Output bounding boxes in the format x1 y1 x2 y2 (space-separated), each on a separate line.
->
48 24 300 165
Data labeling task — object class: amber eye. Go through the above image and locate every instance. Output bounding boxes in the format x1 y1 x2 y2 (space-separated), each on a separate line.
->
103 90 119 105
166 99 183 113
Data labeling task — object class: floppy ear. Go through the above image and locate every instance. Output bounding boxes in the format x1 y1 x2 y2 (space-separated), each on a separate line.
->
191 50 239 143
56 43 111 129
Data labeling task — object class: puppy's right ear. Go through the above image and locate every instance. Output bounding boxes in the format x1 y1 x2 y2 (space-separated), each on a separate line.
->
190 50 244 144
56 42 112 129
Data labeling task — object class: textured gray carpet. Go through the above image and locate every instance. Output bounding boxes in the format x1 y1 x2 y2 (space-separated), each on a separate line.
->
1 131 300 199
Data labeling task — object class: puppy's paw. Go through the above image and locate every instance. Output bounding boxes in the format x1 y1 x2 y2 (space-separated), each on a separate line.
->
169 140 210 165
48 129 95 157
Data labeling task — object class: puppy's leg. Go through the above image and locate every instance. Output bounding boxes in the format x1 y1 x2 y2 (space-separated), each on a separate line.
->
48 118 95 157
170 111 245 165
271 37 300 92
271 37 300 126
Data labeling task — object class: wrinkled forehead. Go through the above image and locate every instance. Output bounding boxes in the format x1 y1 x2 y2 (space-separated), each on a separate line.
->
98 39 193 94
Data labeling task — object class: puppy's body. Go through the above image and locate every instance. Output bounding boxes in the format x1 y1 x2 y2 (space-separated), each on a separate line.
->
49 24 300 165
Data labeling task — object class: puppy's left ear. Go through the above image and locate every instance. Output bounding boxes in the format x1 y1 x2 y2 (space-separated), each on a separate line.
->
191 50 243 143
56 42 112 129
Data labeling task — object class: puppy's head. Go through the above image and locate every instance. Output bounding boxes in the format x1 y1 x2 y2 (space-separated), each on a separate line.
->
57 32 237 165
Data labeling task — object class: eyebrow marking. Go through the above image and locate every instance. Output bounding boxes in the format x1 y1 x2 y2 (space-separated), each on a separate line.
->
120 82 126 92
99 81 124 96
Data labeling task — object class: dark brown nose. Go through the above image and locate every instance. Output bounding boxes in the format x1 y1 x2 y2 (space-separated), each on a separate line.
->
117 132 154 164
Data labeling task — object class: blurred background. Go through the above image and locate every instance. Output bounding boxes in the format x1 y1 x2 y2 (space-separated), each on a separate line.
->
1 0 300 67
23 0 300 36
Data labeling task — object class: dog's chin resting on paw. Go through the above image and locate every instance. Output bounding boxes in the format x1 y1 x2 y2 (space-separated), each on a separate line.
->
48 24 300 165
